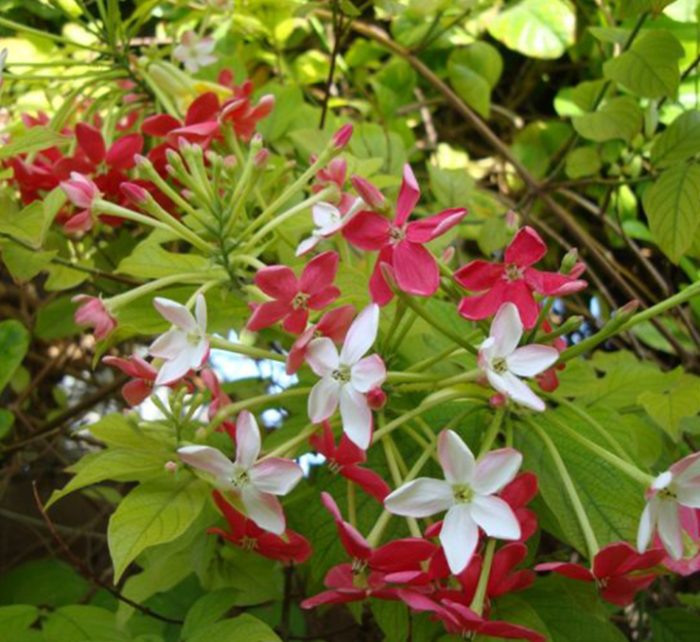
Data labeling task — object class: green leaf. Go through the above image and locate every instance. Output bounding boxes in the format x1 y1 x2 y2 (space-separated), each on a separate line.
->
639 376 700 438
488 0 576 60
650 608 700 642
43 605 129 642
447 42 503 117
88 413 173 450
0 319 29 393
651 110 700 167
572 96 643 142
0 559 89 607
34 296 80 340
117 242 210 278
0 410 14 440
182 590 241 639
642 163 700 262
371 600 409 642
618 0 676 18
565 146 602 178
0 605 39 637
603 30 684 99
0 187 64 248
108 479 209 582
0 240 56 281
44 261 90 291
0 127 67 160
187 614 281 642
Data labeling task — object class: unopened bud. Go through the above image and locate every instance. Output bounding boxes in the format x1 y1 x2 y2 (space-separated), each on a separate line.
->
367 387 387 410
332 123 353 150
120 182 148 206
442 246 455 264
164 460 178 473
351 175 385 211
489 393 507 408
560 248 579 275
223 155 237 168
254 148 270 168
505 209 519 230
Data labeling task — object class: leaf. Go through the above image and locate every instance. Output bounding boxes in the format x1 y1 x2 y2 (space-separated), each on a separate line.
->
187 614 282 642
565 146 601 178
448 42 503 117
603 30 684 99
572 96 643 142
0 410 14 440
642 163 700 262
651 110 700 167
371 601 409 642
117 242 210 278
0 187 64 248
42 605 129 642
488 0 576 60
618 0 676 18
650 608 700 642
108 479 209 582
88 413 173 450
0 559 89 607
0 127 67 160
0 605 39 637
0 319 29 393
182 590 241 639
0 240 56 281
34 296 80 340
639 377 700 438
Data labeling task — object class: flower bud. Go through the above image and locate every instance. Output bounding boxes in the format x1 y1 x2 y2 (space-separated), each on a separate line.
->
120 181 149 206
367 387 387 410
332 123 353 150
254 148 270 168
60 172 100 210
560 248 579 275
164 460 178 473
72 295 117 340
351 175 385 211
442 246 455 264
505 209 519 230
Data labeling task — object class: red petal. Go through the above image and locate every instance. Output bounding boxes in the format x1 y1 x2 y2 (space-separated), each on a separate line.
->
454 260 504 291
185 92 220 125
395 164 420 225
601 575 655 607
299 251 339 294
524 268 587 297
343 211 391 251
393 241 439 297
254 265 298 300
141 114 181 137
500 473 539 508
458 283 507 321
504 280 540 329
369 247 395 306
535 561 593 582
247 300 293 331
121 380 152 406
505 226 547 267
406 208 466 243
106 134 144 171
212 490 247 541
282 308 308 334
75 122 106 164
308 286 341 310
317 304 356 342
342 465 391 503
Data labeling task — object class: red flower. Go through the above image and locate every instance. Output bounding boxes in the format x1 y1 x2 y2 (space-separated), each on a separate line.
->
536 541 664 606
286 304 355 374
247 251 341 334
72 295 116 340
500 472 539 542
103 355 157 406
343 164 467 305
210 491 311 564
454 226 587 328
309 422 390 502
301 563 396 608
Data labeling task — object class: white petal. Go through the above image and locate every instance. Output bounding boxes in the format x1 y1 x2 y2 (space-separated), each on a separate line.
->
178 445 233 485
437 429 475 485
651 471 673 491
506 345 559 377
472 448 522 495
194 294 207 334
339 385 373 450
241 487 286 535
637 500 656 553
657 500 683 559
235 410 261 470
251 458 302 495
189 338 210 370
490 303 523 357
350 354 387 393
312 202 341 230
296 235 320 257
340 304 379 365
153 297 197 332
470 495 521 540
677 484 700 508
308 378 341 423
478 336 497 365
384 478 453 518
488 370 545 411
440 504 479 574
306 337 339 376
155 350 195 385
149 329 188 359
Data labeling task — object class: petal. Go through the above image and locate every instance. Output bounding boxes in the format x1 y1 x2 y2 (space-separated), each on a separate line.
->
105 133 143 170
472 448 523 495
185 91 219 125
149 329 188 359
282 308 309 334
313 202 341 229
454 260 505 291
155 350 195 385
254 265 298 300
504 281 540 329
340 304 380 365
307 286 341 310
153 297 197 332
299 251 339 294
371 538 437 572
470 495 521 540
440 504 480 574
487 371 545 412
306 337 340 376
369 248 395 306
342 211 391 251
657 500 683 559
141 114 181 137
317 304 356 342
393 241 440 297
296 235 320 256
490 303 523 357
75 122 106 164
438 429 475 485
637 501 656 553
458 283 508 321
384 478 453 518
395 164 420 225
251 458 302 495
235 410 261 469
592 542 636 578
194 294 207 333
247 300 292 331
504 226 547 267
406 208 467 243
343 465 391 502
676 485 700 508
241 487 286 535
178 445 233 484
535 562 593 582
350 354 387 393
507 345 559 377
339 386 373 450
524 268 587 297
308 378 341 423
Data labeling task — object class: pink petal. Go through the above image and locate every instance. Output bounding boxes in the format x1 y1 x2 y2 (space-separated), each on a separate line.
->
395 164 420 225
507 345 559 377
340 304 379 365
454 260 505 291
406 208 467 243
178 445 234 482
505 226 547 267
121 379 152 406
393 241 440 297
472 449 523 495
438 429 475 485
251 458 302 495
471 495 521 540
342 211 391 250
524 268 588 297
486 370 545 411
350 354 387 393
441 504 479 574
254 265 298 300
299 251 339 294
384 478 453 518
235 410 261 469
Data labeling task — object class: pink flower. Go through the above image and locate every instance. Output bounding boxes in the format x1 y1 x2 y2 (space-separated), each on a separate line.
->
454 226 587 328
103 355 158 406
173 30 217 72
343 164 467 305
332 124 353 149
286 304 355 375
478 303 559 411
247 251 341 334
384 429 522 574
60 172 101 232
72 295 116 340
178 411 302 534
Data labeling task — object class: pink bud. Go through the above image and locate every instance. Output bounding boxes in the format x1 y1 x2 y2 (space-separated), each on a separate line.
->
442 246 455 264
164 461 178 473
120 182 148 206
351 175 385 210
60 172 100 210
489 393 507 408
72 295 117 340
223 154 237 168
505 209 519 230
254 148 270 168
367 387 387 410
332 124 353 149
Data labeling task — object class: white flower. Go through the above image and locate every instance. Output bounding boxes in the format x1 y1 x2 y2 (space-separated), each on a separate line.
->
149 294 209 385
637 452 700 559
173 31 217 73
306 304 386 450
296 198 363 256
178 411 302 534
478 303 559 411
384 429 522 574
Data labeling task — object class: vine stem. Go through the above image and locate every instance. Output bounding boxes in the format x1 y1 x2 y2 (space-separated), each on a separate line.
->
478 408 505 457
209 336 286 362
470 539 496 616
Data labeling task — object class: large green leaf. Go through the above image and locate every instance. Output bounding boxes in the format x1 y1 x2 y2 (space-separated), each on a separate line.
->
0 319 29 393
650 608 700 642
0 559 89 607
42 605 129 642
0 605 39 638
488 0 575 60
188 614 281 642
639 375 700 438
572 96 642 142
108 478 210 582
447 42 503 117
651 110 700 168
642 163 700 262
117 242 210 278
603 30 684 99
0 187 64 248
182 590 242 640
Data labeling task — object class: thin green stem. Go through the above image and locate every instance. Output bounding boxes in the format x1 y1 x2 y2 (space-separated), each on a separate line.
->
209 336 285 362
470 539 496 616
478 408 505 457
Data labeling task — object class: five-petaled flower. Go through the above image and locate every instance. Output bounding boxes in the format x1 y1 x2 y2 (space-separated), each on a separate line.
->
454 226 587 328
178 411 302 534
343 164 466 305
173 30 217 72
637 453 700 559
478 303 559 411
247 251 341 334
384 429 522 574
149 294 209 385
306 304 387 450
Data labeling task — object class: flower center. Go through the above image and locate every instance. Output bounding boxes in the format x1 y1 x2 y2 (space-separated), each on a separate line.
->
332 365 351 383
453 484 474 504
504 263 524 282
389 225 406 244
492 356 508 374
292 292 310 310
240 536 258 551
658 487 678 501
327 459 342 474
230 466 250 488
187 331 202 346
